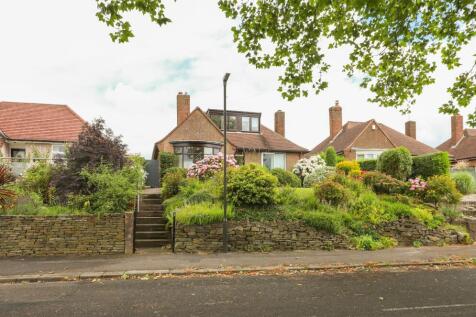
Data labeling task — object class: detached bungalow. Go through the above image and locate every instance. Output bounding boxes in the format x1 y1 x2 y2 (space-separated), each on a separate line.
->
0 101 85 175
308 101 438 160
152 92 307 171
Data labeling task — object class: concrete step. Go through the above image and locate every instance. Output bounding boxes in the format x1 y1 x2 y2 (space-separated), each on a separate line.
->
135 231 170 239
136 211 164 217
141 194 162 200
140 205 164 212
135 217 167 225
135 239 170 248
135 224 167 231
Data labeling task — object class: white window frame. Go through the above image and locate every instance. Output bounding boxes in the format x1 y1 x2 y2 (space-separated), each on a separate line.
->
251 117 259 132
261 152 286 170
354 149 385 160
52 144 66 159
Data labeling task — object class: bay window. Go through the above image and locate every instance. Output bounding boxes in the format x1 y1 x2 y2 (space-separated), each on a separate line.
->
172 141 222 168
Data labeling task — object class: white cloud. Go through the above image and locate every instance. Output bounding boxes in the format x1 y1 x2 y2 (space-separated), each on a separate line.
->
0 1 474 158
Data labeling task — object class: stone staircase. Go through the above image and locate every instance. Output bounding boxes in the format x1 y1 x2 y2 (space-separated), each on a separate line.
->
134 193 170 249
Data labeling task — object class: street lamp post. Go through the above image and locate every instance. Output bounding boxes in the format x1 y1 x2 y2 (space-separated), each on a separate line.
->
223 72 230 252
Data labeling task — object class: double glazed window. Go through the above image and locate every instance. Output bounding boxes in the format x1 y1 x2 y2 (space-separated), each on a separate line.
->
209 112 260 133
356 150 383 160
52 144 66 160
174 144 221 168
262 152 286 170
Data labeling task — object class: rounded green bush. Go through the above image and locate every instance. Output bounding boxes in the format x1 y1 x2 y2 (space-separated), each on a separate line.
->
227 164 278 206
451 172 476 195
162 169 186 199
314 180 351 206
377 147 413 180
271 168 301 187
423 175 462 207
324 146 337 167
363 171 406 194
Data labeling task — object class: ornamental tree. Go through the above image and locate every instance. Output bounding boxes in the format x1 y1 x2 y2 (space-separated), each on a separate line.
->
293 155 327 186
95 0 476 126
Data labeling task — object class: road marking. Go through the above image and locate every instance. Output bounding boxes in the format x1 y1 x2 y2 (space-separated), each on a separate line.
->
383 303 476 312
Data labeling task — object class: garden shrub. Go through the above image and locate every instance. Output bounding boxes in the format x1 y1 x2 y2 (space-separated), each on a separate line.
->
451 171 476 195
314 180 351 207
161 169 187 199
350 192 395 224
336 160 360 175
377 147 413 180
423 175 462 207
0 165 16 209
353 235 397 250
159 152 177 180
187 154 237 179
163 167 187 178
303 167 335 187
80 158 145 213
170 202 232 225
441 206 463 223
362 172 406 194
412 152 450 179
20 161 55 204
227 164 278 206
276 187 318 211
330 173 365 195
324 146 337 167
271 168 301 187
358 159 377 171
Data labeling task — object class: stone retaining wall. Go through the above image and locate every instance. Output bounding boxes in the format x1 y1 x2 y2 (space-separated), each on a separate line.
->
458 196 476 217
174 218 467 253
0 214 126 256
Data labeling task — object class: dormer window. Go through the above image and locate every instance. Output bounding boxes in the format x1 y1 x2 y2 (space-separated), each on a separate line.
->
207 109 261 133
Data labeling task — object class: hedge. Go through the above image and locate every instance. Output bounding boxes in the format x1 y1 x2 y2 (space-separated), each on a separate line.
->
159 152 178 180
358 159 377 171
412 152 450 179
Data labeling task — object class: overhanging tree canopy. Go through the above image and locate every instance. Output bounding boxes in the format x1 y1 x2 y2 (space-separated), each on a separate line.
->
95 0 476 125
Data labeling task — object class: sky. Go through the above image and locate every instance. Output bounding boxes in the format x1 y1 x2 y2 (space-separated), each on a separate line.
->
0 1 475 158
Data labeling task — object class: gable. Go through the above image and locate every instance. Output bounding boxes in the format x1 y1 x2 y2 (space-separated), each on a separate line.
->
155 108 233 155
352 124 393 149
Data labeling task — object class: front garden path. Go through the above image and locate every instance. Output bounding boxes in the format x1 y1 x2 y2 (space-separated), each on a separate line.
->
1 245 476 279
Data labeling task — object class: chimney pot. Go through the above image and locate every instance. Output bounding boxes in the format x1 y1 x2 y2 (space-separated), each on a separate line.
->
405 121 416 139
451 115 463 146
329 102 343 138
274 110 285 137
177 92 190 125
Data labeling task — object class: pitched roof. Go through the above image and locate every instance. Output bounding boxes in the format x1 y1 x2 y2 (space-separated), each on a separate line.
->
0 102 85 142
437 129 476 160
154 107 308 154
309 119 437 156
227 126 308 153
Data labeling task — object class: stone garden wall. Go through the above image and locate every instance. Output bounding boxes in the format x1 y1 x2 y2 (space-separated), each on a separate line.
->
174 218 467 253
0 214 126 256
458 195 476 217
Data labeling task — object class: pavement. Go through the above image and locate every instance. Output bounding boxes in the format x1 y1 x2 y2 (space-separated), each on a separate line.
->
1 245 476 283
2 268 476 316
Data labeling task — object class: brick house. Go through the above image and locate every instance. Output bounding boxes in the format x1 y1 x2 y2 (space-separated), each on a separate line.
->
0 101 85 175
437 114 476 167
308 101 437 160
152 92 307 171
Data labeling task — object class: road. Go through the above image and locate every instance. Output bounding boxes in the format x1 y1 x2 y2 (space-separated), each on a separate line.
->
1 268 476 316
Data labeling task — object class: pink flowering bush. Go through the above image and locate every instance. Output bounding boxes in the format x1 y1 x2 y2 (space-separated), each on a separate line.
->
187 153 237 180
408 178 427 192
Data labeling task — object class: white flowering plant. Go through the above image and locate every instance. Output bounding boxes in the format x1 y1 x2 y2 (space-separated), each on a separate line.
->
187 153 237 180
292 155 327 186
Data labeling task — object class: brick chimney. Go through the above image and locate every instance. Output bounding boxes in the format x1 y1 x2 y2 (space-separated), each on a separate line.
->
274 110 285 137
405 121 416 139
451 114 463 146
177 92 190 126
329 100 342 138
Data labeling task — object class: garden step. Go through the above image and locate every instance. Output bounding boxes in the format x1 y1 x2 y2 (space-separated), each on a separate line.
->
141 194 162 200
135 224 167 231
141 198 163 205
135 239 170 248
135 231 170 239
135 217 167 225
140 205 164 211
136 211 164 217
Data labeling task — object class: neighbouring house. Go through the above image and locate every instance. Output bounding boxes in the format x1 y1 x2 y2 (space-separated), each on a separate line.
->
0 101 85 175
152 92 308 171
437 114 476 167
308 101 438 160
